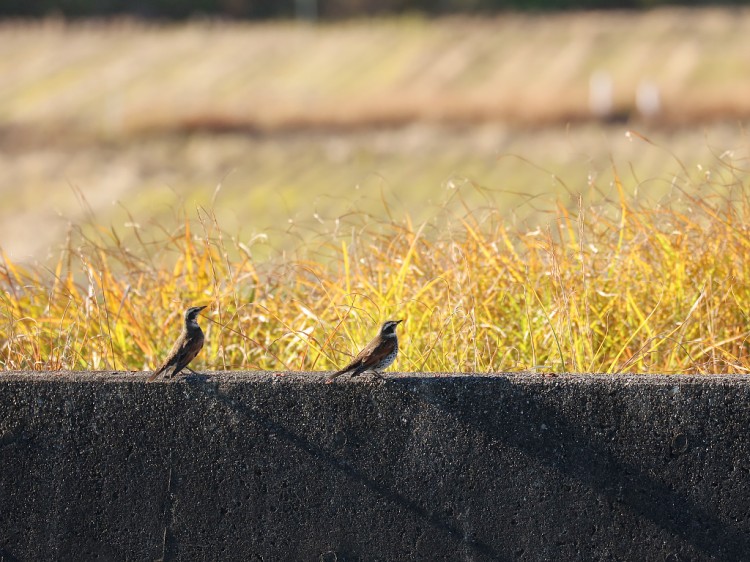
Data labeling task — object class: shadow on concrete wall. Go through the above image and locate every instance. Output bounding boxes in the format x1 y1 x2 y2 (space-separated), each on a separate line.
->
1 373 749 561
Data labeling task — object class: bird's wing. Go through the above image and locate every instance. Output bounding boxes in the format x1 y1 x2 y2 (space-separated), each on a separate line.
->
328 336 395 380
171 336 204 375
359 337 396 367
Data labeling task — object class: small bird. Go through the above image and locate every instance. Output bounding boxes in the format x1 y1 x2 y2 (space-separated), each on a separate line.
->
327 320 403 382
147 305 207 382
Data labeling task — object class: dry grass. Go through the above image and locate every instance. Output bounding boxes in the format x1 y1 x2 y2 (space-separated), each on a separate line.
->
3 151 750 375
4 9 750 373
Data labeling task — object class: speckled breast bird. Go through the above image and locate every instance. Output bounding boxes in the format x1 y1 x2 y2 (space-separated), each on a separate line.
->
327 319 403 382
147 305 207 382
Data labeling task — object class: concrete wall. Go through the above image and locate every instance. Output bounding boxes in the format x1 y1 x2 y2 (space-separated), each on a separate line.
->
1 372 749 561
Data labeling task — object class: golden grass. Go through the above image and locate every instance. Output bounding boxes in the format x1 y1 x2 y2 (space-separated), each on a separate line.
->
2 156 750 375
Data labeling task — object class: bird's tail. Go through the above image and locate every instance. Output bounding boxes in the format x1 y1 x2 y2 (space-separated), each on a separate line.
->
326 368 349 382
146 365 166 383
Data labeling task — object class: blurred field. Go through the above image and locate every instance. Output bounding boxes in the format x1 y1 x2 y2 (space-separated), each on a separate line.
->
3 9 750 134
3 122 750 261
2 9 750 260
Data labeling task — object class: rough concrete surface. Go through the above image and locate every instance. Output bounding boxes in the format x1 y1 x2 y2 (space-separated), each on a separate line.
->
1 372 749 561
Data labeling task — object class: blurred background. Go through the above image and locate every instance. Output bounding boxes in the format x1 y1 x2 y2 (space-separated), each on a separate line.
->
1 1 749 260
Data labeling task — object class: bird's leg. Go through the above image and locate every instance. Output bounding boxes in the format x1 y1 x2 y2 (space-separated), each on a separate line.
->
183 367 211 383
367 370 386 383
182 366 211 383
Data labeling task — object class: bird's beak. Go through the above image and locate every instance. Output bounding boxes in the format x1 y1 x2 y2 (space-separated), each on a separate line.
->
197 305 208 312
396 319 403 324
